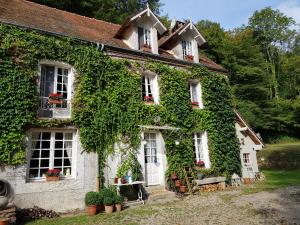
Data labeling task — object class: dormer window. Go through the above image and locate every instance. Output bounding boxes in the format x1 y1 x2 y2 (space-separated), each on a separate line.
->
138 27 152 51
189 81 203 109
142 72 159 104
182 40 193 61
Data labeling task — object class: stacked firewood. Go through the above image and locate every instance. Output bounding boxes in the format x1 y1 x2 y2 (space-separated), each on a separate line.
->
16 206 59 223
199 183 225 192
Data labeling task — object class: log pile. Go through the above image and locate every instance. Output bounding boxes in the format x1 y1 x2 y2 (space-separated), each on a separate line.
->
198 182 226 192
16 206 59 223
0 206 16 224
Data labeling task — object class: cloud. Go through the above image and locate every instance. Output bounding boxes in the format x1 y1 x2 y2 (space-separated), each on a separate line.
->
277 0 300 28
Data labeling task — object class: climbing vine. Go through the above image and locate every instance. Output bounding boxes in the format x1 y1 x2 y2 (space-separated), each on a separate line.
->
0 24 240 182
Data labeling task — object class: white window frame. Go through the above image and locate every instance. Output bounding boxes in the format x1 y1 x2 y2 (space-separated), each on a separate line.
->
182 40 193 57
243 153 251 165
27 129 77 181
142 71 159 104
138 27 152 49
38 60 74 119
193 132 210 168
143 132 158 163
189 81 203 109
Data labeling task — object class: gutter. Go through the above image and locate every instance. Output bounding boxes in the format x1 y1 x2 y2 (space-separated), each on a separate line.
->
0 19 227 73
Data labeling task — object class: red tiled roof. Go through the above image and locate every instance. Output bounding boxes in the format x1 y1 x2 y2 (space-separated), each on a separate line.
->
0 0 225 72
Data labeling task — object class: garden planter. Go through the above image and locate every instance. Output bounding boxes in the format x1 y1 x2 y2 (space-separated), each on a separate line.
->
114 177 118 184
243 178 252 185
115 204 122 212
0 218 9 225
171 173 178 180
104 205 114 214
86 205 97 216
46 176 59 182
48 100 63 104
180 185 187 193
0 196 8 210
175 180 181 187
192 105 199 109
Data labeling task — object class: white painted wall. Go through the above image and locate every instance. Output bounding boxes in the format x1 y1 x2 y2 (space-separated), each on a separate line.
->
0 133 98 212
235 123 262 178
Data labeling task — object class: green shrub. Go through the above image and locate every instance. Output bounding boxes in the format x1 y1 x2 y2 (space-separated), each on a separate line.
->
114 195 124 204
270 135 300 144
84 192 99 206
99 188 115 199
103 197 114 206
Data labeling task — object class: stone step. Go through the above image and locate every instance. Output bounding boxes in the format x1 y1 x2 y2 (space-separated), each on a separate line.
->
145 185 166 195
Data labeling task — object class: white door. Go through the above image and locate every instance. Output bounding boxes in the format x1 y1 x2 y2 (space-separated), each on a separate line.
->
144 133 160 185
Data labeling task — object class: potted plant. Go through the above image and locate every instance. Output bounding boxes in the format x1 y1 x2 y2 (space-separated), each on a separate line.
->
185 54 194 62
191 101 199 108
114 195 124 212
0 218 9 225
103 197 114 213
46 169 60 181
179 180 187 193
85 192 99 216
144 96 154 104
175 179 181 187
171 172 177 180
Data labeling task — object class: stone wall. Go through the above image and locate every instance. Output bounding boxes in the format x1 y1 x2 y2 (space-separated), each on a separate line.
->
0 152 98 212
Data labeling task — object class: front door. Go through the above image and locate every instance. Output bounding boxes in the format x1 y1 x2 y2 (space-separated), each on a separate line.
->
144 133 160 185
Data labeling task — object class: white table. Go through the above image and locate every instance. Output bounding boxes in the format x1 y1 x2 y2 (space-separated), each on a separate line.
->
112 181 145 204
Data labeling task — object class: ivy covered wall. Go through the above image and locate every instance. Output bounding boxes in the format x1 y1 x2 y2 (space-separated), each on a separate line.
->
0 24 240 179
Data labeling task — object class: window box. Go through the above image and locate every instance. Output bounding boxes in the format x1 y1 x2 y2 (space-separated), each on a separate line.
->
142 44 152 52
46 176 59 182
192 101 199 108
144 96 154 104
185 55 194 62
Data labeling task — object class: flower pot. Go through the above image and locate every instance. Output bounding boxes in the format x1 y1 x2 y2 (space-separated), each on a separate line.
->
0 218 9 225
104 205 114 214
180 186 187 193
0 196 8 210
114 177 118 184
115 203 122 212
175 180 181 187
171 173 177 180
46 176 59 182
48 100 63 104
86 205 97 216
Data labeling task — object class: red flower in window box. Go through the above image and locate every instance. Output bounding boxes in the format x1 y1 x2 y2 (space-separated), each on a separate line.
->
191 102 199 106
142 44 152 52
144 96 154 102
185 55 194 61
46 169 60 181
196 160 205 167
48 93 64 104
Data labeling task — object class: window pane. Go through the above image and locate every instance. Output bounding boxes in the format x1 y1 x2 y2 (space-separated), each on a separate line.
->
54 159 62 166
64 133 73 140
55 150 63 157
32 141 40 149
40 66 55 98
64 149 72 158
40 159 49 167
41 141 50 149
31 150 40 158
64 158 71 167
41 150 50 158
55 141 63 149
30 160 39 168
55 133 63 140
29 169 39 178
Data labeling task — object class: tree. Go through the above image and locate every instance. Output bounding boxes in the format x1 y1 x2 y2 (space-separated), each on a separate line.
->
249 7 296 100
30 0 162 24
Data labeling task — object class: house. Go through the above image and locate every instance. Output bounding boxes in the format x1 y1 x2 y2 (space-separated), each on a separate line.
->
0 0 261 212
235 111 264 179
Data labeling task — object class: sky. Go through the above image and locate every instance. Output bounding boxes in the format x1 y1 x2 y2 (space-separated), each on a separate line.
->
160 0 300 30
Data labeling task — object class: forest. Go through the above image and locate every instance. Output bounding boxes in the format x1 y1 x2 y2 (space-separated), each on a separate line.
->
30 0 300 142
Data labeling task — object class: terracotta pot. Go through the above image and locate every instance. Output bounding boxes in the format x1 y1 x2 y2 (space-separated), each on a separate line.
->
114 177 118 184
46 176 59 182
115 203 122 212
243 178 252 185
86 205 97 216
171 173 178 180
180 185 187 193
104 205 114 214
175 180 181 187
0 218 9 225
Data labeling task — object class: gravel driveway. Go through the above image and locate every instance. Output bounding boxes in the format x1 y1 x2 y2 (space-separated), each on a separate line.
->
133 186 300 225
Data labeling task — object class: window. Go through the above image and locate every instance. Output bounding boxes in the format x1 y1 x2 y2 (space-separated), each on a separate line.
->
138 27 151 50
189 82 203 108
193 133 205 163
28 131 75 180
182 40 192 58
142 73 159 104
144 133 157 163
38 63 72 118
243 153 250 164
